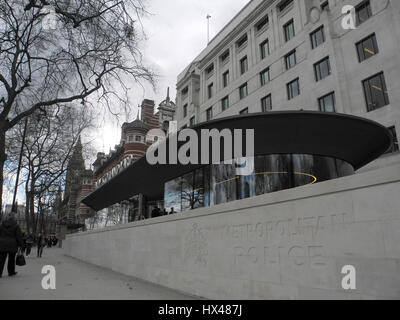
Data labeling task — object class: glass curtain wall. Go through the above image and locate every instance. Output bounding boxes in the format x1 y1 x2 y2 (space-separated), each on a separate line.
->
163 154 354 213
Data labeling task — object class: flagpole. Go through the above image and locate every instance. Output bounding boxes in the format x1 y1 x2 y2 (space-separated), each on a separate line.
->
206 14 211 44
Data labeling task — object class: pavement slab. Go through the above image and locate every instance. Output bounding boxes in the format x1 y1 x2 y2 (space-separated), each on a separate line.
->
0 248 195 300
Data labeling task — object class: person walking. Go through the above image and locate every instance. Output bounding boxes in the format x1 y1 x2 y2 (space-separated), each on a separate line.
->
37 233 46 258
20 232 27 255
25 233 34 256
0 213 23 278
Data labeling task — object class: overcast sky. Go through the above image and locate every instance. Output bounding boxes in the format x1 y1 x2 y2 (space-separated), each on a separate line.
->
95 0 251 154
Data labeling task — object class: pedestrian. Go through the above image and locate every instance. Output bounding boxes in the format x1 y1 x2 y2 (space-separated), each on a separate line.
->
25 233 34 256
47 236 52 248
0 213 23 278
21 232 27 255
37 233 46 258
169 207 175 215
162 208 168 216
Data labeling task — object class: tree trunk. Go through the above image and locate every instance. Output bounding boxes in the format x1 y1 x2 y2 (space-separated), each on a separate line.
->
30 179 36 234
0 122 6 218
25 188 31 233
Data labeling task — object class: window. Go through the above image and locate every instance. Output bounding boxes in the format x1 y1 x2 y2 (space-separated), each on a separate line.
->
285 50 296 70
356 33 379 62
190 116 195 127
255 15 269 32
260 39 269 59
260 68 270 86
221 96 229 111
206 107 213 121
239 83 248 99
261 95 272 112
240 56 248 74
237 34 248 48
278 0 293 12
283 19 295 42
239 108 249 115
222 70 229 87
363 72 389 112
207 83 213 99
310 26 325 49
183 104 187 117
356 1 372 26
314 56 331 81
205 63 214 75
220 50 230 63
181 86 188 96
318 92 336 112
287 78 300 100
135 135 142 142
385 126 399 154
321 1 329 11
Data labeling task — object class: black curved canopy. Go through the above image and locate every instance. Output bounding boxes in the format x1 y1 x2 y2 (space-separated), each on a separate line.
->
82 111 392 211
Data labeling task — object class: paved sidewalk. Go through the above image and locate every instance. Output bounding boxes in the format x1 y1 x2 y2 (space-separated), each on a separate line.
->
0 248 194 300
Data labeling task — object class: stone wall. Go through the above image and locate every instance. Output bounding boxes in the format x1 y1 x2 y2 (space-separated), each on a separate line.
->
64 164 400 299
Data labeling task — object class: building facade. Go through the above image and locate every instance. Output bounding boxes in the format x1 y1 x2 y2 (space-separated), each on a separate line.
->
175 0 400 172
84 94 176 228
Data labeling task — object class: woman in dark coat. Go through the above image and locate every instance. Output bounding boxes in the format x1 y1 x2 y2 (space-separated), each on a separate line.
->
0 213 23 277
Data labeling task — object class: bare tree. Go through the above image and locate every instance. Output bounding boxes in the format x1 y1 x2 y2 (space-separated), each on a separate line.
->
0 0 155 211
6 105 93 232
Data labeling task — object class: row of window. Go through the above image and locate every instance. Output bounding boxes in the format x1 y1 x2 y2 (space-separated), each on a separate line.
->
200 91 398 154
204 19 320 105
126 135 144 143
201 11 295 100
184 0 374 114
202 66 389 124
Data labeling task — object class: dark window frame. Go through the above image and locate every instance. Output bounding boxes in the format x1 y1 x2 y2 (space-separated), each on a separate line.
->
287 78 300 100
278 0 294 12
222 70 229 87
285 49 296 70
363 72 390 112
261 94 272 112
321 1 329 11
239 107 249 115
310 25 325 49
206 107 213 121
314 56 331 82
205 63 214 75
260 67 270 86
385 126 399 154
239 83 248 100
207 83 213 99
260 39 269 59
356 0 372 26
240 56 248 74
356 33 379 62
255 15 269 32
221 96 229 111
237 34 248 48
220 50 230 63
183 104 188 117
318 92 336 112
181 86 188 96
283 19 295 42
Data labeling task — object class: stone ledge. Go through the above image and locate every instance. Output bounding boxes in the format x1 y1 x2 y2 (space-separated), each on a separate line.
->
67 164 400 238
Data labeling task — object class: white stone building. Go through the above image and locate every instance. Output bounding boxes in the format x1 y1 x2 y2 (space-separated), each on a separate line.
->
175 0 400 172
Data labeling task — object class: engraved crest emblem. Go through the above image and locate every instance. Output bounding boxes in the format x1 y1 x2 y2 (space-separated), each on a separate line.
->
184 223 208 266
